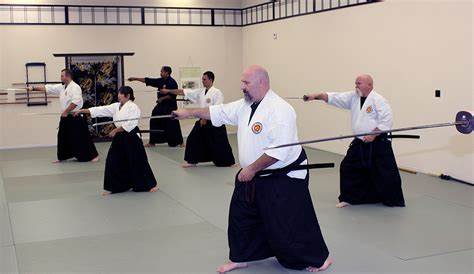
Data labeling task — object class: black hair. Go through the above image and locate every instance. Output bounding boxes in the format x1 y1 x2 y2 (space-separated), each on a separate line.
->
203 71 215 82
118 86 135 101
162 66 172 75
61 68 72 78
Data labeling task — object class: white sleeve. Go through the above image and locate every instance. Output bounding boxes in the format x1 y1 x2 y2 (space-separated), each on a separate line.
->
121 104 141 132
183 89 200 103
69 85 83 106
44 84 63 95
213 90 224 105
374 97 393 131
264 108 298 162
327 91 354 110
209 99 243 127
89 103 117 118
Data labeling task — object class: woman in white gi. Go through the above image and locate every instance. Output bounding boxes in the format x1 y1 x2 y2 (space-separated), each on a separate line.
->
75 86 158 195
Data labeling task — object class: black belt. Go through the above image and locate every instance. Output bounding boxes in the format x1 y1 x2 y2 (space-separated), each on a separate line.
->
138 129 164 134
388 134 420 139
243 149 335 203
256 163 334 176
352 133 420 168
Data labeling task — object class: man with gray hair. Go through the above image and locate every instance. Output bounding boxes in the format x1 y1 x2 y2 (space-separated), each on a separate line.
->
305 74 405 208
173 65 332 273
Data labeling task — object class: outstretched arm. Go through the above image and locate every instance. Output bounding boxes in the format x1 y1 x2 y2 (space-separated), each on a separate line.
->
161 88 185 96
127 77 146 83
303 92 328 102
172 108 211 120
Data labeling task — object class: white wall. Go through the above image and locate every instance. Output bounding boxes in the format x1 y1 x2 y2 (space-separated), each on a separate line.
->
1 0 472 183
0 0 243 8
241 0 268 8
0 0 244 150
0 27 4 148
0 24 242 148
242 0 473 182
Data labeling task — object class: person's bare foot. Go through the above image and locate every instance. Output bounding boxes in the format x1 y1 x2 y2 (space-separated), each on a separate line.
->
306 257 333 272
101 191 111 196
144 143 155 148
179 143 185 148
91 156 99 162
52 159 62 164
182 162 197 168
217 262 248 273
149 186 159 192
336 201 350 208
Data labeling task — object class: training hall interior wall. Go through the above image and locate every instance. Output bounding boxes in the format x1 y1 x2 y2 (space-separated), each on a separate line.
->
0 0 243 8
1 0 472 183
0 0 243 148
241 0 267 8
242 0 473 182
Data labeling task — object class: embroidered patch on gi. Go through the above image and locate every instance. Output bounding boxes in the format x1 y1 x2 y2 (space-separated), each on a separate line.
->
252 122 263 134
366 106 373 113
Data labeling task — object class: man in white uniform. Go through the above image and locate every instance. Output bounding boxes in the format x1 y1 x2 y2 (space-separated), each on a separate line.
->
161 71 235 168
305 74 405 208
28 69 98 163
173 65 332 273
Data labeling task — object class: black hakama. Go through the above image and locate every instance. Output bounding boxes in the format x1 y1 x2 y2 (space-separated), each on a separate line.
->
145 77 183 147
184 120 235 167
339 134 405 207
149 99 183 147
104 127 157 193
228 149 330 270
57 114 98 162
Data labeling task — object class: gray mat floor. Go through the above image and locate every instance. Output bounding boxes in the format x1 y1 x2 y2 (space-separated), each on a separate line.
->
0 134 472 274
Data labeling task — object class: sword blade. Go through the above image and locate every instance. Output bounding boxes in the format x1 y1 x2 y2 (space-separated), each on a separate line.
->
283 96 304 100
92 114 174 127
265 121 466 150
20 112 62 116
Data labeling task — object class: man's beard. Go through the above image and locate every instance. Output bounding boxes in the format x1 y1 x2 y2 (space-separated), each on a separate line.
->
356 88 363 97
243 90 252 102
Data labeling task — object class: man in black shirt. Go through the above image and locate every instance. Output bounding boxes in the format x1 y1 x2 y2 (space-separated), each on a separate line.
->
128 66 184 147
